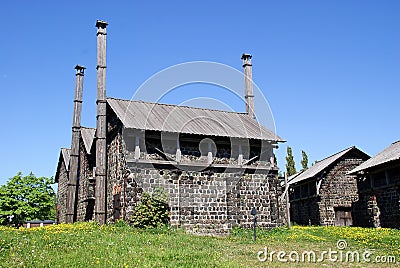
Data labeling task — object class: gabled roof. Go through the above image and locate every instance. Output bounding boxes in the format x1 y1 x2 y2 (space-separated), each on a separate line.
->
288 146 369 185
55 148 71 183
349 141 400 174
81 127 96 154
287 170 304 184
60 148 71 171
55 128 94 183
106 97 284 142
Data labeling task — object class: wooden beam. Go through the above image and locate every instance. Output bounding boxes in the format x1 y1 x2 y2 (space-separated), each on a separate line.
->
94 20 108 224
241 53 255 119
285 172 291 229
66 65 85 223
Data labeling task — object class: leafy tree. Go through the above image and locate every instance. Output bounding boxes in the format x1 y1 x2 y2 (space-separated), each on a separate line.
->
285 147 297 176
0 172 56 225
130 188 170 228
301 150 309 170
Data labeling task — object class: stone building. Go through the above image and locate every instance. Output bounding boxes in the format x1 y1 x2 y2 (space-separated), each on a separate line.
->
55 148 70 224
288 146 370 226
55 127 96 223
350 141 400 228
55 20 287 234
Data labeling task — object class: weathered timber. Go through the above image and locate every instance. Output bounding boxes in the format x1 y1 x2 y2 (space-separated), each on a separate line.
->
66 65 85 223
242 53 255 119
94 20 108 224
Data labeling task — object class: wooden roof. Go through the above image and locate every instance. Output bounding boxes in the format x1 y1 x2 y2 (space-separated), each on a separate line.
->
350 140 400 174
81 127 96 154
55 127 95 182
55 148 70 183
107 97 284 142
288 146 370 185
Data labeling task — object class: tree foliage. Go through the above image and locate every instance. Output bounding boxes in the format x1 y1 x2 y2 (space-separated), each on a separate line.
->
130 188 170 228
301 150 309 170
0 172 56 225
285 147 297 176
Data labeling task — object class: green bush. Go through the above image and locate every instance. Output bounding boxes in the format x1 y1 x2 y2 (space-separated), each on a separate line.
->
130 188 170 228
114 219 129 228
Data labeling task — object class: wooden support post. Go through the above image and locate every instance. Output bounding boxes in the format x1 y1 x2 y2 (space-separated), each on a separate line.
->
176 139 181 163
238 143 243 166
207 142 213 165
284 172 291 229
66 65 85 223
134 136 140 160
94 20 108 224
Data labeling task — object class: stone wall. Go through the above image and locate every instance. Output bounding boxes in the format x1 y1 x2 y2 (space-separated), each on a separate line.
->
353 165 400 228
76 139 95 222
290 197 320 225
317 158 363 226
290 157 364 226
352 193 371 227
56 161 68 224
102 125 285 234
106 130 127 223
113 166 285 235
373 187 400 228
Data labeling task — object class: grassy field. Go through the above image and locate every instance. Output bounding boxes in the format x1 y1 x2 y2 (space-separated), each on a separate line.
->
0 222 399 267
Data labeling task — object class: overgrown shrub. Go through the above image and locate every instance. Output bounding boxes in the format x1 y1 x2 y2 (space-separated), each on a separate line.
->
130 188 170 228
114 219 129 228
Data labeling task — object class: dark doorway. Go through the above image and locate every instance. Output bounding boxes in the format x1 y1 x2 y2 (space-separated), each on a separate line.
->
85 200 95 221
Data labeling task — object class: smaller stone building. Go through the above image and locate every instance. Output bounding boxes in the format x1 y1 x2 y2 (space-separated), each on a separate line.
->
55 148 70 224
55 127 96 223
350 141 400 228
288 146 370 226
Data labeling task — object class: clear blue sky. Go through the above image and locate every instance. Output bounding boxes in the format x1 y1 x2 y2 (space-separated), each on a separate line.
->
1 1 399 185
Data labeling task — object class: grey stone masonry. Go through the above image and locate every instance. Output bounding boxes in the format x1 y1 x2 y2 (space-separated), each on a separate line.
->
106 130 127 223
56 160 68 224
114 166 284 235
101 114 286 234
76 139 95 222
353 163 400 228
317 158 362 226
290 155 366 226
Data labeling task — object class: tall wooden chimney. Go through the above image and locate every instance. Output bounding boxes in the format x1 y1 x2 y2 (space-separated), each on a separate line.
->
94 20 108 224
66 65 86 223
241 53 255 119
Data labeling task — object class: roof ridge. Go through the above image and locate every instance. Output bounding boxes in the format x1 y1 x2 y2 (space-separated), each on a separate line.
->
314 146 355 163
288 169 304 181
106 96 285 142
349 141 400 174
106 96 249 115
288 146 363 185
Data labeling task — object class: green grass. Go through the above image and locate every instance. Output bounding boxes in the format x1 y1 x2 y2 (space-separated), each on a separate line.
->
0 223 399 267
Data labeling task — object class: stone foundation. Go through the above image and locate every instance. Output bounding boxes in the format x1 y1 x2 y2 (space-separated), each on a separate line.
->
114 167 285 235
